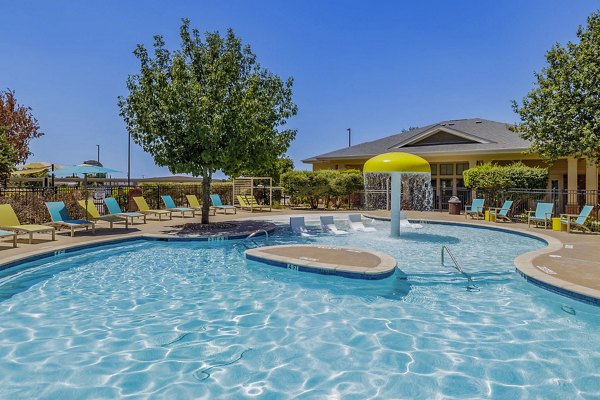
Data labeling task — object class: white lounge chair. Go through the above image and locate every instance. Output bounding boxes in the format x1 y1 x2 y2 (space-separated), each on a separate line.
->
400 211 423 229
290 217 313 237
320 216 348 235
347 214 376 232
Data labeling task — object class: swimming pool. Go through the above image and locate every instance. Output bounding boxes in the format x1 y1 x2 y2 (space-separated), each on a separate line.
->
1 221 599 399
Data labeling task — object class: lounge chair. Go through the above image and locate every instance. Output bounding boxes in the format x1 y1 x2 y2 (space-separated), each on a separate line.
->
0 229 17 248
161 195 196 218
464 198 485 220
320 216 348 235
560 205 594 233
237 195 253 211
132 196 173 221
78 200 128 229
104 197 147 225
527 202 554 229
186 194 215 216
245 195 271 211
347 214 376 232
0 204 55 244
210 194 236 214
46 201 95 237
399 211 423 229
489 200 513 223
290 216 312 236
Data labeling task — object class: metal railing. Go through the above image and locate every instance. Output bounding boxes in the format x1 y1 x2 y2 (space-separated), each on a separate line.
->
441 246 478 291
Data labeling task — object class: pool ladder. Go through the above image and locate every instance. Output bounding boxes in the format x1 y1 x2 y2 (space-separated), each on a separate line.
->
441 246 479 291
234 229 269 250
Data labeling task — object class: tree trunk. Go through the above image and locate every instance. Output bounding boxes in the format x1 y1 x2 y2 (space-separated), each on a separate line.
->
201 170 212 224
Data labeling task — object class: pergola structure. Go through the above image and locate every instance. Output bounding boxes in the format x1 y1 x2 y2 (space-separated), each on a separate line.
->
232 177 273 212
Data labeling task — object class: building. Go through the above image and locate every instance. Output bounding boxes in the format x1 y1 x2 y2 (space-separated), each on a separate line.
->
303 118 599 211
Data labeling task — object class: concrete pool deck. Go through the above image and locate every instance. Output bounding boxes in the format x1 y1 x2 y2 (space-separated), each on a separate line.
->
1 208 599 303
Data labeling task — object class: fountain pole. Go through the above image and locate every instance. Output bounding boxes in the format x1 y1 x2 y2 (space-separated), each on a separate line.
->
390 172 401 237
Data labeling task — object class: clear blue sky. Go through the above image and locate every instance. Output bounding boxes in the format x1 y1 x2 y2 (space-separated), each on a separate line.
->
1 1 598 178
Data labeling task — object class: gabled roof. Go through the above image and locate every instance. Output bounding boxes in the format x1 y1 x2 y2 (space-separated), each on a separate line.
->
302 118 531 163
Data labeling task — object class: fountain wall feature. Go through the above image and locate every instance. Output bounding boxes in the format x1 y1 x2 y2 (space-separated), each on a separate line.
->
363 152 432 237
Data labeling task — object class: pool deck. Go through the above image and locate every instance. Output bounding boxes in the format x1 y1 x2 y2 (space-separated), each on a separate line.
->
1 208 599 302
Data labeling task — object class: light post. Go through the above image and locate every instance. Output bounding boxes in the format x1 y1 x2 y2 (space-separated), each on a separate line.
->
127 132 131 186
96 144 100 163
347 128 351 147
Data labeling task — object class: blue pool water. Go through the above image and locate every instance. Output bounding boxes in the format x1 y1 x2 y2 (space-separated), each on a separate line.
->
1 221 599 399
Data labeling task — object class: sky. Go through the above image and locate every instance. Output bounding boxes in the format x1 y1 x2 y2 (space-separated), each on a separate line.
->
1 1 598 179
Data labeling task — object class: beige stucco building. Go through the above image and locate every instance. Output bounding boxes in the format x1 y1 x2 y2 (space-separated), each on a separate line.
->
303 118 599 211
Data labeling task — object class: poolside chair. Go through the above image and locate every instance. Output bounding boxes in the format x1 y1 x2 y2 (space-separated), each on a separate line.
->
132 196 173 221
527 202 554 229
489 200 513 223
104 197 147 225
161 195 195 218
237 195 253 211
290 216 312 237
347 214 376 232
185 194 215 216
245 195 271 211
77 200 128 229
399 211 423 229
320 216 348 235
0 229 17 248
46 201 95 237
464 198 485 220
0 204 56 244
210 194 236 215
560 205 594 233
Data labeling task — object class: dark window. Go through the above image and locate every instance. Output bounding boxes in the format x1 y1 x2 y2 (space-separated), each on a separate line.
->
440 164 453 176
456 163 469 175
430 163 438 176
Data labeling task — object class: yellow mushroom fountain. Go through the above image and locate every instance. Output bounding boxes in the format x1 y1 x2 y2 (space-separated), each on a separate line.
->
363 152 431 237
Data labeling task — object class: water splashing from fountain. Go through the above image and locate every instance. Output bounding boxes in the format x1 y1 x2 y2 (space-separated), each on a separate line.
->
364 172 432 211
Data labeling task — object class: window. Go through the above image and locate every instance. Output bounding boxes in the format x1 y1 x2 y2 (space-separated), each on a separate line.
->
430 163 438 176
456 178 465 188
440 164 453 176
456 163 469 175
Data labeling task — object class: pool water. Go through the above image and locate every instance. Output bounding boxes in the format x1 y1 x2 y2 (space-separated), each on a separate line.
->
1 221 599 399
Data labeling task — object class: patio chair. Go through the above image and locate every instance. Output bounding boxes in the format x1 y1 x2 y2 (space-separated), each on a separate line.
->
290 216 312 237
77 200 128 229
186 194 215 216
245 195 271 211
0 229 17 248
489 200 513 223
347 214 377 232
399 211 423 229
210 194 237 214
464 198 485 220
320 216 348 235
46 201 95 237
0 204 56 244
560 205 594 233
104 197 147 225
161 195 196 218
527 202 554 229
237 195 253 211
132 196 173 221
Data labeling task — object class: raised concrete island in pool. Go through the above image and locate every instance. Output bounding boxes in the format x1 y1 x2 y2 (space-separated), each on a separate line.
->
245 244 397 279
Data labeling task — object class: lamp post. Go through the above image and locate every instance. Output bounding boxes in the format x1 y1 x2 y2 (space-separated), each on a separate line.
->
96 145 100 163
347 128 351 147
127 132 131 186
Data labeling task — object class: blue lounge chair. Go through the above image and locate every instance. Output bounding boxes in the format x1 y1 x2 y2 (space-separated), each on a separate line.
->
527 202 554 229
210 194 236 214
161 195 196 218
0 229 17 248
464 198 485 219
489 200 513 223
104 197 146 224
46 201 95 237
560 205 594 233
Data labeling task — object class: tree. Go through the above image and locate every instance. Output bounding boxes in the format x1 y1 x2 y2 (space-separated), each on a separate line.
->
241 156 294 184
118 19 297 223
512 11 600 163
0 89 44 164
0 126 18 185
281 170 329 209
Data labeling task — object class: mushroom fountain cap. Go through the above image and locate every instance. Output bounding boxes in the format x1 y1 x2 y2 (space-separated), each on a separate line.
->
363 152 431 173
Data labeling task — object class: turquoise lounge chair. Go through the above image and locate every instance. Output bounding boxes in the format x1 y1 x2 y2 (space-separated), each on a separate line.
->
527 202 554 229
560 205 594 233
46 201 95 237
161 195 196 218
489 200 513 223
464 198 485 219
104 197 146 224
210 194 236 214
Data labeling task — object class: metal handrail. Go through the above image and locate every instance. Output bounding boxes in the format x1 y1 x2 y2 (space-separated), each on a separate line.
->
441 246 478 291
234 229 269 250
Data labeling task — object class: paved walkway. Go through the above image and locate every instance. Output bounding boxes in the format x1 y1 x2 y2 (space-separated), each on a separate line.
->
1 208 599 302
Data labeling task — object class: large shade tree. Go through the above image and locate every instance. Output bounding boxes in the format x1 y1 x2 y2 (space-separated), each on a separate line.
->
512 11 600 164
0 89 44 164
0 126 18 185
119 19 297 223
